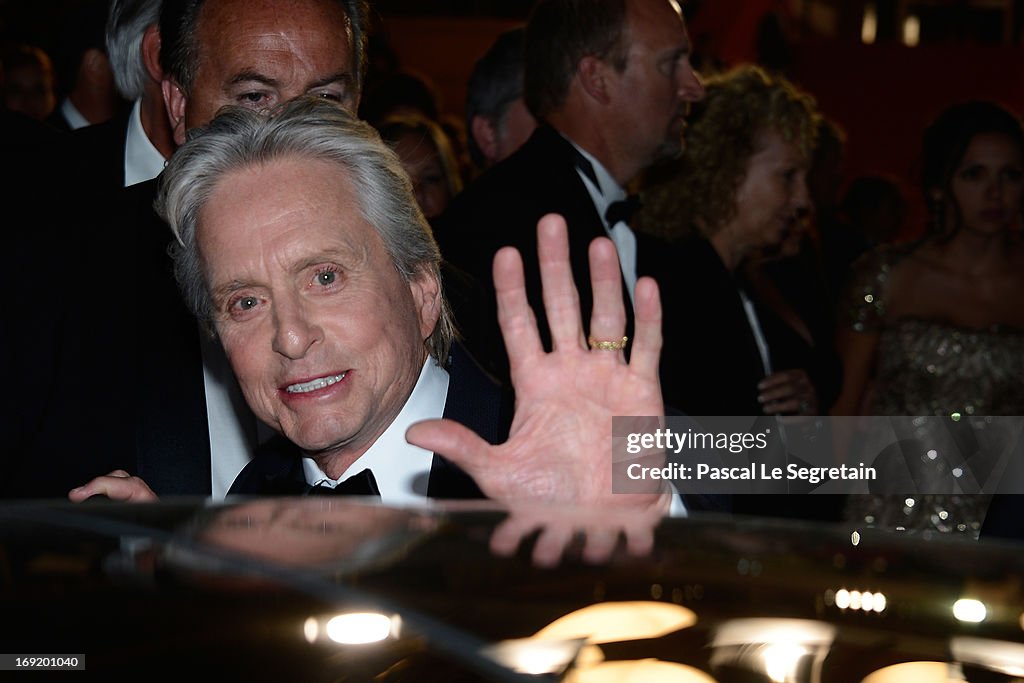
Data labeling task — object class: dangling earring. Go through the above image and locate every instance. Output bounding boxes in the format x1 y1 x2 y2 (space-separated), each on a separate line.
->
927 188 946 236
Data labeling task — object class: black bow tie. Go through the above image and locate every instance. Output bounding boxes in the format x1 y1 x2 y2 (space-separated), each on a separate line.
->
572 146 641 226
605 195 641 226
308 469 380 497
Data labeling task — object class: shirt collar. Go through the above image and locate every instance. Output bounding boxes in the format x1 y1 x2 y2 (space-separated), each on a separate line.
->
60 98 90 130
565 136 627 227
124 98 167 186
301 358 450 504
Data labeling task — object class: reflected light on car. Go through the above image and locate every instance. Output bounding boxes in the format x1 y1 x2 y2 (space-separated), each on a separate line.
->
710 618 836 682
480 637 585 675
950 636 1024 677
484 639 715 683
763 643 808 683
303 612 398 645
828 588 886 613
564 660 716 682
952 599 987 623
533 601 697 644
481 602 697 677
860 661 966 682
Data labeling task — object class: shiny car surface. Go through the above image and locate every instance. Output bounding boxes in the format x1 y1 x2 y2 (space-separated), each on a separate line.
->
1 499 1022 682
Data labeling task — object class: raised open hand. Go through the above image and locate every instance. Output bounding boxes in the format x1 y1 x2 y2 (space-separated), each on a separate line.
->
408 214 668 512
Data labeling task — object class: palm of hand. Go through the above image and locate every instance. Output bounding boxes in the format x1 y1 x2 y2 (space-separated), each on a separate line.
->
488 344 663 503
408 215 667 511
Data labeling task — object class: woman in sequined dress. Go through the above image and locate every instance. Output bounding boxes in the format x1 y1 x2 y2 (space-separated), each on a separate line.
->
833 101 1024 535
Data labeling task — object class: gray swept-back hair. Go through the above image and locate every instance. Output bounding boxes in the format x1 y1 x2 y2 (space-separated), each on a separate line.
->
106 0 162 100
155 96 455 363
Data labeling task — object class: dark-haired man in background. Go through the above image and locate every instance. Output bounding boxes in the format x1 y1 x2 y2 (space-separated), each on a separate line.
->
437 0 704 393
464 27 537 172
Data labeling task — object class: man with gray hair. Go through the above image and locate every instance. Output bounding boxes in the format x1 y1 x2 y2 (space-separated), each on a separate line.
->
71 0 173 188
118 0 368 499
72 97 670 512
2 0 371 501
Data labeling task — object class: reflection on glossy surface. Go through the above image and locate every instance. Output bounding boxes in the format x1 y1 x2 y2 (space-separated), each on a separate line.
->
827 587 888 614
711 619 836 682
953 598 988 623
2 500 1024 681
565 660 717 682
324 612 396 644
951 636 1024 677
860 661 964 682
196 499 437 572
489 601 698 679
480 637 584 675
534 601 697 644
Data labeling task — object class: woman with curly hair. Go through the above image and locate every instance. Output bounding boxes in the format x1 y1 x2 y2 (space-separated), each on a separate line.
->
637 65 832 419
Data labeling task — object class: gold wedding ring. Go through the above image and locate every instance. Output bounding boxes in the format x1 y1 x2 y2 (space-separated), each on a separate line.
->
588 335 628 351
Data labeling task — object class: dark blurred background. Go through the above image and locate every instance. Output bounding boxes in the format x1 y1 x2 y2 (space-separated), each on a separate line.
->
3 0 1023 237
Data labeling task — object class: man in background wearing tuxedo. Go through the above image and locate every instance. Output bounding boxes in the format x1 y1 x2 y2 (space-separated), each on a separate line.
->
437 0 704 398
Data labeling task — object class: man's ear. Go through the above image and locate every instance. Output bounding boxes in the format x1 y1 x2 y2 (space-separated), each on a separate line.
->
470 115 499 166
141 24 163 83
410 267 442 341
82 48 112 84
577 55 611 105
162 78 188 146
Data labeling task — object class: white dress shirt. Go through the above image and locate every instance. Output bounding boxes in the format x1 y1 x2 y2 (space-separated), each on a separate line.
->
568 140 639 306
300 358 686 514
302 359 450 505
123 98 166 186
60 98 90 130
201 333 261 499
568 139 686 517
738 289 773 376
121 99 254 499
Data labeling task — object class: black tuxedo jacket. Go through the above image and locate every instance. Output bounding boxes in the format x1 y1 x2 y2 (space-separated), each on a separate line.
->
2 173 222 498
1 113 136 498
126 178 220 495
45 107 74 133
229 345 511 498
435 125 689 401
70 108 131 189
67 116 206 491
663 239 769 416
667 238 842 418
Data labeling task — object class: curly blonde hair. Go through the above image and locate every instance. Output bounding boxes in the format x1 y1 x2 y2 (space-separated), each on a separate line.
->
636 65 820 241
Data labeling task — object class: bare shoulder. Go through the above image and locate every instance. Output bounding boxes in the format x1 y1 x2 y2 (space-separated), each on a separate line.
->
893 236 1024 327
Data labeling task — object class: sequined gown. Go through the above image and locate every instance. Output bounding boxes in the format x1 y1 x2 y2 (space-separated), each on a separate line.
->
843 247 1024 536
